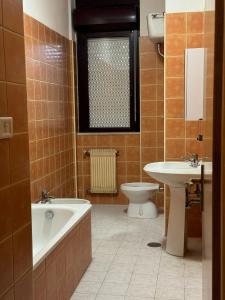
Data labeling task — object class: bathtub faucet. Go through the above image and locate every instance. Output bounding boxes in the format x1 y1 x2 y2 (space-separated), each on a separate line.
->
40 189 54 204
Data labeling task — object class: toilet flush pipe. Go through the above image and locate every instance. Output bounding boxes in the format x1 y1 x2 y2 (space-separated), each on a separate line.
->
157 43 164 58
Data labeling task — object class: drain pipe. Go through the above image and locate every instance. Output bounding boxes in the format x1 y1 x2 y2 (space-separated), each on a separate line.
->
157 43 164 58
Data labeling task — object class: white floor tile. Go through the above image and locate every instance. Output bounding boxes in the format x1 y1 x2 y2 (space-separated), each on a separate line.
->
81 271 107 283
75 281 102 295
130 273 157 286
70 293 96 300
98 282 129 296
125 297 154 300
104 271 132 284
185 288 202 300
109 262 135 273
126 283 156 298
96 295 125 300
88 261 112 272
155 287 185 299
157 274 185 289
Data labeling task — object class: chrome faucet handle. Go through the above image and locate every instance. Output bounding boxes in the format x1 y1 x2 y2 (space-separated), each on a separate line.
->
41 189 49 199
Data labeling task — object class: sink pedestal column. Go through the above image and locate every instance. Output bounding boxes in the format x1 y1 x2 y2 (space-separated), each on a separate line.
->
166 187 186 257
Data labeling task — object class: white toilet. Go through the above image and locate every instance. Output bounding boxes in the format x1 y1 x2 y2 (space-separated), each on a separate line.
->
120 182 159 219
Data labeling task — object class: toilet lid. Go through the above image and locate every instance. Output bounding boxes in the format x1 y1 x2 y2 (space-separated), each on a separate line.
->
120 182 159 191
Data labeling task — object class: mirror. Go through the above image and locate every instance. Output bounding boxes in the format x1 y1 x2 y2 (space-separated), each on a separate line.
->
185 48 205 121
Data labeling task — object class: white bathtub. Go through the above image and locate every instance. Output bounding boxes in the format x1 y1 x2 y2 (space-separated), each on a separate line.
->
32 203 92 269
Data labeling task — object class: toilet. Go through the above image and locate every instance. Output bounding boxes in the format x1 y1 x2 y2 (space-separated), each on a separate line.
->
120 182 159 219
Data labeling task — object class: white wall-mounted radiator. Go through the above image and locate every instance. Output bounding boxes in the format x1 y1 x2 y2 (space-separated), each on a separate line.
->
86 149 118 194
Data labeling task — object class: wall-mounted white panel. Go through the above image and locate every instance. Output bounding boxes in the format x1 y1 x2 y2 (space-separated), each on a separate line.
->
185 48 205 121
166 0 205 13
204 0 215 11
140 0 165 36
23 0 74 39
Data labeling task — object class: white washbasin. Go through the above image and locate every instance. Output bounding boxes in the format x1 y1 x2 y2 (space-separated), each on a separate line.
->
144 161 212 257
144 161 212 187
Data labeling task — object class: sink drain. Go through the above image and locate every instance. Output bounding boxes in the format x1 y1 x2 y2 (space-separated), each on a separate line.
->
147 242 161 248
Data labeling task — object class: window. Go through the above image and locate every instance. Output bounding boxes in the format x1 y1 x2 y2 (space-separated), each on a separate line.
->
77 31 140 133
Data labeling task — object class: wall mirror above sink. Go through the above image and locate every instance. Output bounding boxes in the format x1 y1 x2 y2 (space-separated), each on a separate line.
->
185 48 205 121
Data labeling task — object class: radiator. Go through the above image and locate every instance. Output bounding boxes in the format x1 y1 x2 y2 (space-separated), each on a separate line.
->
89 149 117 194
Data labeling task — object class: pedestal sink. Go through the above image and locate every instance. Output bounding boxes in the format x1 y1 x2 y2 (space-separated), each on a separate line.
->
144 161 212 256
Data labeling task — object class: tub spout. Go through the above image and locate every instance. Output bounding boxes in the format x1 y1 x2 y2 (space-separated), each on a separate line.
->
40 189 54 204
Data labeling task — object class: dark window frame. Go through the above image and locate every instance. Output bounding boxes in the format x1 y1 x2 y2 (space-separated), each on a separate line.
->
77 30 140 133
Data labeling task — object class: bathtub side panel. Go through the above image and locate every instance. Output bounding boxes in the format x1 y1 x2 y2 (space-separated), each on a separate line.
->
33 211 92 300
79 212 92 277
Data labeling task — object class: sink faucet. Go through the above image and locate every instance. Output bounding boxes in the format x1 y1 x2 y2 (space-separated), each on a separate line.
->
187 153 200 168
40 189 54 204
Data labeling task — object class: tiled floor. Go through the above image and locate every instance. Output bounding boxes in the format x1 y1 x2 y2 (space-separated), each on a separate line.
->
71 205 202 300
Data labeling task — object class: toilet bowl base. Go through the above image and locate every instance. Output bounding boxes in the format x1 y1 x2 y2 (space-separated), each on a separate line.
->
127 202 158 219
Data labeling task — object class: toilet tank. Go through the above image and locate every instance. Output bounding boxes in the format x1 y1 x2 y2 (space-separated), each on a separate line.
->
147 13 164 43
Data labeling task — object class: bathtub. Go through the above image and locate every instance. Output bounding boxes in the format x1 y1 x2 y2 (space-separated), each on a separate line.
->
32 202 92 269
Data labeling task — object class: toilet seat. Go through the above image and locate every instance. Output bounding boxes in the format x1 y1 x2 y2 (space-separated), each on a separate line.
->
121 182 159 192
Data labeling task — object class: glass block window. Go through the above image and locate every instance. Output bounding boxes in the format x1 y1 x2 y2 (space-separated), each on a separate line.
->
88 37 130 128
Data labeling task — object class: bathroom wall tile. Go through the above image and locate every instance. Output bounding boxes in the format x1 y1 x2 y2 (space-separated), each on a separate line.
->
187 12 204 34
96 135 112 147
4 30 26 84
141 53 157 69
7 83 28 133
0 29 5 81
126 147 140 162
141 117 157 132
0 0 2 25
157 84 164 101
166 139 185 159
141 85 157 100
0 82 7 116
166 78 184 101
166 119 185 138
141 101 157 116
2 0 23 34
141 69 157 85
0 288 14 300
166 13 186 34
166 34 186 56
187 34 204 48
157 68 164 84
186 139 203 157
140 38 155 53
157 101 164 117
0 140 10 189
14 270 33 300
0 188 13 241
125 135 140 147
111 135 126 147
166 99 184 118
13 224 32 281
9 134 30 183
166 56 184 78
142 147 157 163
11 180 31 231
186 121 200 138
0 237 13 297
141 132 157 148
24 17 76 202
